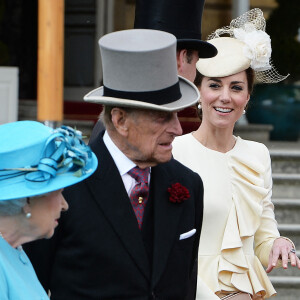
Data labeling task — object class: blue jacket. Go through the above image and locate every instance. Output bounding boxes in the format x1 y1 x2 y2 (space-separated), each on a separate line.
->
0 237 48 300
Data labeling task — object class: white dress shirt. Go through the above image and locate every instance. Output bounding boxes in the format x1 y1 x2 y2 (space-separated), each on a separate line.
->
103 131 151 196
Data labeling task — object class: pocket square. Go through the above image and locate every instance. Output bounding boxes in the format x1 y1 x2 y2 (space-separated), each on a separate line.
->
179 229 196 240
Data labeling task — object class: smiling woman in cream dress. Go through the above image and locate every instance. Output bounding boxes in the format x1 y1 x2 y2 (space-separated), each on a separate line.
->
172 9 300 300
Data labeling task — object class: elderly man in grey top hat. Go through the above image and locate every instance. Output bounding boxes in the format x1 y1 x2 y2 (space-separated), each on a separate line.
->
24 29 204 300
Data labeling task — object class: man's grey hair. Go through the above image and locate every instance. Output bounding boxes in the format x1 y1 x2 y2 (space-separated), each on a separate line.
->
100 105 138 131
0 198 27 216
100 105 114 130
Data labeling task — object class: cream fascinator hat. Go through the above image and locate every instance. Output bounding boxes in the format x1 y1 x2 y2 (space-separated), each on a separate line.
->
196 8 289 83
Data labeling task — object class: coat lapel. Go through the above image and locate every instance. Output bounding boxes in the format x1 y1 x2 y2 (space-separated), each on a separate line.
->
150 163 185 287
87 135 151 280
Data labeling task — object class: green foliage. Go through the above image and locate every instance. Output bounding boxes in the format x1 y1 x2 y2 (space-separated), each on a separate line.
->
267 0 300 83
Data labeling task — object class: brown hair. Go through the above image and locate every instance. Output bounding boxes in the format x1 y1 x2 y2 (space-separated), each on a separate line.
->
177 48 196 64
185 49 195 64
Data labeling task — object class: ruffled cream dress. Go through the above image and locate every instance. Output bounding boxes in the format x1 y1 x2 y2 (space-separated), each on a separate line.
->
172 134 280 299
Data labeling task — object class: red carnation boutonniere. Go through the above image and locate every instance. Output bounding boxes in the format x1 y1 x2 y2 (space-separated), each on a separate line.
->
168 183 190 203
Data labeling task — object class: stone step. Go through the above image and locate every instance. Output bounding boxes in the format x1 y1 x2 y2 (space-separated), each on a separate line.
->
278 224 300 249
273 198 300 224
270 149 300 174
272 173 300 198
18 100 37 120
269 276 300 300
18 100 96 137
234 124 273 143
270 256 300 277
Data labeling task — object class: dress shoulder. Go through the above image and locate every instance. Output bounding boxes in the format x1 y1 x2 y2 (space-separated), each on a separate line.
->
160 157 202 183
172 133 194 147
230 137 271 174
236 138 270 159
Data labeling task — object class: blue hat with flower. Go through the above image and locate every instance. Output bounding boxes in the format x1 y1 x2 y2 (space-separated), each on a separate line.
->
0 121 98 201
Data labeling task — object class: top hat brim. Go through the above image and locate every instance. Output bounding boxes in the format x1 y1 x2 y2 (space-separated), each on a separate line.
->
84 76 200 112
177 39 218 58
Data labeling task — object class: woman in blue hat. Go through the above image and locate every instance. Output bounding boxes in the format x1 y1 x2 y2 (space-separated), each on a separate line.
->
0 121 97 299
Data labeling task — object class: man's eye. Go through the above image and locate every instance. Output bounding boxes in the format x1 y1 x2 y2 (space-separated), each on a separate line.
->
209 83 219 88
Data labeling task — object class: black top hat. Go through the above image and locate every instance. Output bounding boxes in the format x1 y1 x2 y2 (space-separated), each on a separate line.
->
134 0 217 58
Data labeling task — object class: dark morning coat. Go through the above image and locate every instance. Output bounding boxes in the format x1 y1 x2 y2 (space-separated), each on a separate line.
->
24 132 204 300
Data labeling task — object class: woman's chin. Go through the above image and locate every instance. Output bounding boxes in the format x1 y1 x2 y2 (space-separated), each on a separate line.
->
44 230 55 240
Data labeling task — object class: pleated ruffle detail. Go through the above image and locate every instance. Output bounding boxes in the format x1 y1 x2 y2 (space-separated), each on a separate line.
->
198 140 276 298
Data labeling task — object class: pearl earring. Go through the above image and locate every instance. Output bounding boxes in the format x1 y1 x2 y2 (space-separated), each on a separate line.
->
25 212 32 219
198 103 202 110
243 109 246 115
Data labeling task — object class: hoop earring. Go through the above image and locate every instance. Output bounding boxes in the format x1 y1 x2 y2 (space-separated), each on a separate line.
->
25 212 32 219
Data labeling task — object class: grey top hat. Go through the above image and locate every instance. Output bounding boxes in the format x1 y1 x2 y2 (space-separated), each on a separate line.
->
84 29 199 112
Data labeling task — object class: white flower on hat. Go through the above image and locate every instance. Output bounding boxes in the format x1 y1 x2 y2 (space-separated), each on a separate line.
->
233 23 272 71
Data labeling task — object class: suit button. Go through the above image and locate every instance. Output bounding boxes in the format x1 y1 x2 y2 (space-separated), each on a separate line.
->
151 291 156 299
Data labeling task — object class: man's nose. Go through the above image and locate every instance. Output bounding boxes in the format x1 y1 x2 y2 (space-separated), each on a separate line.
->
168 113 183 136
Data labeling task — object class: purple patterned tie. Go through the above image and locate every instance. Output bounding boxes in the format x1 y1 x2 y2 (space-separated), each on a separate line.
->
128 167 150 229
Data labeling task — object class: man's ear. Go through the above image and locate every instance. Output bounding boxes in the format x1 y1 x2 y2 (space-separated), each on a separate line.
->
111 108 129 137
176 49 187 72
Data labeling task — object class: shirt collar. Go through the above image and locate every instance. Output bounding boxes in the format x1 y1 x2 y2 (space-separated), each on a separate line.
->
103 131 136 176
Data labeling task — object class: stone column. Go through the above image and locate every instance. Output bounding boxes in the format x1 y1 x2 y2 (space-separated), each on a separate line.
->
232 0 250 18
233 0 250 125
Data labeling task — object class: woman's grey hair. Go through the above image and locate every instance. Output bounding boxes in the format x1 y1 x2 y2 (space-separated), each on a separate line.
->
0 198 27 216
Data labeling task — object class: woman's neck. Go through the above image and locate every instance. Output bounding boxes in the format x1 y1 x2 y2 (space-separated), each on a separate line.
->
0 217 31 248
193 123 236 153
